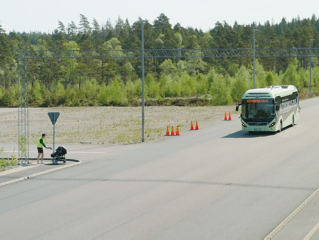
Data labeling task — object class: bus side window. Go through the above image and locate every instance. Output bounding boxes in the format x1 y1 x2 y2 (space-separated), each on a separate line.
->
275 96 281 110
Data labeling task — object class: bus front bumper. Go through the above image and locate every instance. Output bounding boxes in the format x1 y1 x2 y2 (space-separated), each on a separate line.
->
241 120 277 132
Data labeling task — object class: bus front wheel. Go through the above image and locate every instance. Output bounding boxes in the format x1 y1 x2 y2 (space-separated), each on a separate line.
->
292 116 294 127
279 122 283 132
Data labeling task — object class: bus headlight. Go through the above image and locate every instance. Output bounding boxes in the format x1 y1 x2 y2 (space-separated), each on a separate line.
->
269 122 276 127
242 122 247 127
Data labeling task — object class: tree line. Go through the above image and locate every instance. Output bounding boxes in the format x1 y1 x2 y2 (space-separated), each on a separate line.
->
0 13 318 107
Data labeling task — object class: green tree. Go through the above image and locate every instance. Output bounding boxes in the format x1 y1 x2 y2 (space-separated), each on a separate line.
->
103 38 122 51
58 21 66 33
109 79 128 105
92 18 100 33
265 72 275 86
79 14 91 34
115 17 124 38
174 32 183 48
0 25 5 33
254 60 267 88
282 58 303 91
159 74 172 97
210 73 232 105
312 66 319 86
67 21 78 40
1 86 16 107
145 74 160 98
30 81 42 105
180 73 196 97
231 66 250 102
196 74 208 95
159 59 176 75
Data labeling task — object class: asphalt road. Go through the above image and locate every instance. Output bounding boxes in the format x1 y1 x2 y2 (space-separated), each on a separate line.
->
1 98 319 240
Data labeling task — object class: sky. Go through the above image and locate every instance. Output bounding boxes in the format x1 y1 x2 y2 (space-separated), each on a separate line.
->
0 0 317 33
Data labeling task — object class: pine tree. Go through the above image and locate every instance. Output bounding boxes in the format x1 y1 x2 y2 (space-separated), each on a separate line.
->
0 25 5 33
79 14 91 34
92 18 100 33
67 21 78 40
58 21 66 33
115 17 124 38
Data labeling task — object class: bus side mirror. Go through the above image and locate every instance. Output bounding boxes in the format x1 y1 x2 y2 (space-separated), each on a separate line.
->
276 105 280 111
236 103 241 112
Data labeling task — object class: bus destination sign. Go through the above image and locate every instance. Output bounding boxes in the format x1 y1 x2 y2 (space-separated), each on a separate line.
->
247 99 269 103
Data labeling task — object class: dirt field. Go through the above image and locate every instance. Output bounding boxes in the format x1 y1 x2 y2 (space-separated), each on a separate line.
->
0 106 238 146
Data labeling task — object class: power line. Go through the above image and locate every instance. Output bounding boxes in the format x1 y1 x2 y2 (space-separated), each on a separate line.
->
17 48 319 59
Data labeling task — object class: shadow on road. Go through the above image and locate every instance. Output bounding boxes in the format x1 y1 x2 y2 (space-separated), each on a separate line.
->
223 125 294 138
222 130 276 138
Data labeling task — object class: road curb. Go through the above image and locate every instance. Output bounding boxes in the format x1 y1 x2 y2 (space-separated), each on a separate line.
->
0 158 81 187
264 187 319 240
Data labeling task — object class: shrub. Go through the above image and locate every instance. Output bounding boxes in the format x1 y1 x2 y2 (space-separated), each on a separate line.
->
210 73 233 105
231 66 250 102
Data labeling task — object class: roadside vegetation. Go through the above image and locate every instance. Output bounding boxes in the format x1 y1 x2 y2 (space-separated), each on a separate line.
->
0 148 18 171
0 58 318 107
0 14 319 107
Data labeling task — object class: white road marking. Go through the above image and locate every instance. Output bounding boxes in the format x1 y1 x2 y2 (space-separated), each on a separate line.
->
303 221 319 240
264 187 319 240
67 152 107 154
4 151 106 154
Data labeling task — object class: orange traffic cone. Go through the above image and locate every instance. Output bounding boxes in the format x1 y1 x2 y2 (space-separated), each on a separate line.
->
190 121 194 130
195 121 199 130
224 112 227 121
228 112 232 121
166 126 170 136
171 126 175 136
176 126 180 136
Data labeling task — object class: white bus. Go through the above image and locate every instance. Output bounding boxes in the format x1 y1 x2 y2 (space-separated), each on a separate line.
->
236 85 300 132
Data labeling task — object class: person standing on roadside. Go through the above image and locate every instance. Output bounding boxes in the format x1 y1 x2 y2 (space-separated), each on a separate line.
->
37 133 50 164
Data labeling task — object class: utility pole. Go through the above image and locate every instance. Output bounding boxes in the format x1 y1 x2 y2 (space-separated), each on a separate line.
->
310 39 314 98
141 20 148 142
253 29 258 89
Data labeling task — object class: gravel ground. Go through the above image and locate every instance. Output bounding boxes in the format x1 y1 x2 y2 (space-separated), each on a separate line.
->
0 106 238 145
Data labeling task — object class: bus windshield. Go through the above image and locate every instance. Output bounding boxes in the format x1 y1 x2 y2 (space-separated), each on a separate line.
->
242 99 275 120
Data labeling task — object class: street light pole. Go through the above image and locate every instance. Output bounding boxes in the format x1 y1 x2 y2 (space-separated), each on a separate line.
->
310 39 314 98
253 29 258 89
141 20 147 142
